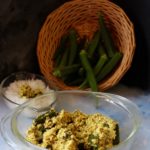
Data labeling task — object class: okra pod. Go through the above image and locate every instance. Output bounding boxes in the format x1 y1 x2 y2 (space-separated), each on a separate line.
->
53 64 80 77
97 52 123 82
55 54 61 68
53 34 68 60
87 31 100 58
94 54 108 76
34 109 57 125
79 50 98 91
94 44 108 75
79 79 88 89
88 134 99 149
78 67 85 77
79 45 108 89
98 42 107 56
67 78 84 86
34 114 46 125
99 14 116 58
79 53 107 89
58 47 69 68
68 29 78 65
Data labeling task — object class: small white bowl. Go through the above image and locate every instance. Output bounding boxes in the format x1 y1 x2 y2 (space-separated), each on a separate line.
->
0 72 54 109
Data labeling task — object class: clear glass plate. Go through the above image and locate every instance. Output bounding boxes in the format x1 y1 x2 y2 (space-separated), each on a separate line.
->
0 90 141 150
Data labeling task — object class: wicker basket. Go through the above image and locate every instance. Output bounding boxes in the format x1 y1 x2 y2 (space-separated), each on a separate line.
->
37 0 135 91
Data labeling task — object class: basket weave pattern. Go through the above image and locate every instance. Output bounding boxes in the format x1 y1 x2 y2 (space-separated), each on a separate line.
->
37 0 135 91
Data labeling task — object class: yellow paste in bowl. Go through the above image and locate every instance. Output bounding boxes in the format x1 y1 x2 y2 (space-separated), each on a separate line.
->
26 109 119 150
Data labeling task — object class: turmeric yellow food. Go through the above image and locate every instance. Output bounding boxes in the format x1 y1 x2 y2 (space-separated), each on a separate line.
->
26 109 119 150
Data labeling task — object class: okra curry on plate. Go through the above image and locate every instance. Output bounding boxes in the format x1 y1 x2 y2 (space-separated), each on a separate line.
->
26 108 119 150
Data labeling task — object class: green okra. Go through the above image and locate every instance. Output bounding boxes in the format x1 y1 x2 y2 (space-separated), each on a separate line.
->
97 52 123 82
79 79 87 89
79 53 107 89
94 44 108 76
87 31 100 58
53 64 80 78
78 67 85 77
67 78 84 86
94 54 108 76
39 125 46 133
57 47 69 68
34 109 57 125
79 44 108 89
53 34 68 60
99 14 116 58
64 73 82 85
48 109 58 118
68 29 78 65
98 42 107 56
55 54 61 68
79 50 98 91
34 114 46 125
88 134 99 150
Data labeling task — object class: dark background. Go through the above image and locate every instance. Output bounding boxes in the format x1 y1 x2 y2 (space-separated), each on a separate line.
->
112 0 150 90
0 0 149 90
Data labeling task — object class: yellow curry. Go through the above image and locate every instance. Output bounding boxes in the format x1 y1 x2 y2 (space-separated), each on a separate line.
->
26 109 119 150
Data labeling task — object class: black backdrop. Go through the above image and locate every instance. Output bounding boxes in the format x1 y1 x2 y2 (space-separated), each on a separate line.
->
0 0 68 81
112 0 150 90
0 0 149 90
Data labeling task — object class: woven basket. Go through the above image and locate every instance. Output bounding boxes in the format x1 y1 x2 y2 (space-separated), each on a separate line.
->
37 0 135 91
